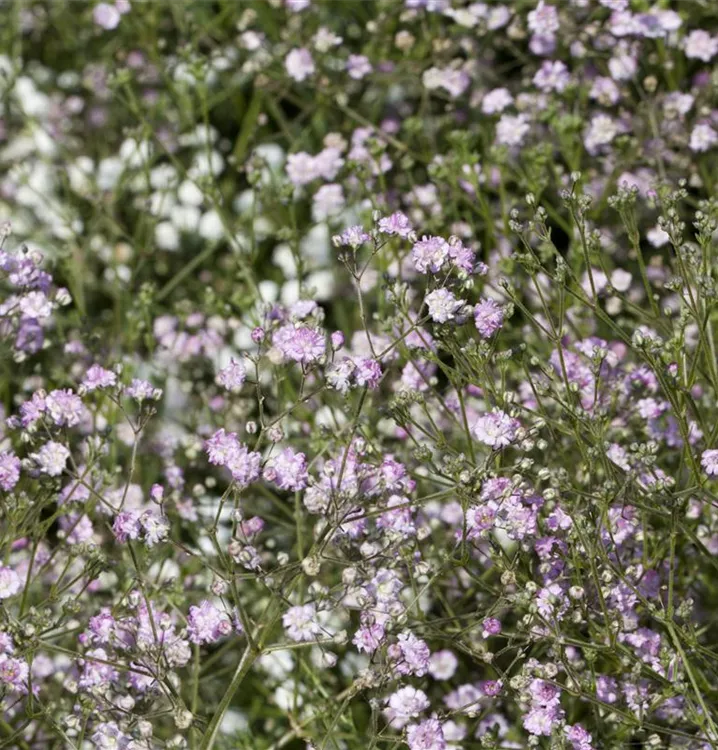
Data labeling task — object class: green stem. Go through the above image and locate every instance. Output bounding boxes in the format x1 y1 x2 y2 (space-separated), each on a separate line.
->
198 645 258 750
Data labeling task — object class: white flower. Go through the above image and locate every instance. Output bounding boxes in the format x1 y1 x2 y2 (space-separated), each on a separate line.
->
19 291 52 319
690 124 718 153
495 114 530 147
424 289 463 323
481 88 513 115
282 603 322 642
312 184 345 222
585 114 618 154
0 567 21 599
32 441 71 477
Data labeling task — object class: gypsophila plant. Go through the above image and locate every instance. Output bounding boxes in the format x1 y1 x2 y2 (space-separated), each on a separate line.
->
4 1 718 749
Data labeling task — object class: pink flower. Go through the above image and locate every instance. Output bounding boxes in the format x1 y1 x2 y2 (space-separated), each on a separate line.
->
406 718 446 750
283 603 321 642
684 30 718 62
412 236 450 274
285 48 315 82
378 211 413 238
389 631 430 677
472 409 519 449
0 653 29 694
533 60 570 92
93 2 121 30
216 358 246 392
347 54 372 80
0 452 20 491
474 298 504 338
45 389 84 427
112 511 141 543
82 364 117 391
0 567 21 599
428 650 458 680
187 601 232 644
702 449 718 476
205 429 261 487
384 686 430 729
528 1 559 34
482 617 501 638
352 617 385 653
125 378 162 401
273 324 325 363
690 123 718 153
482 88 513 115
264 448 309 491
353 357 382 388
422 67 469 98
496 114 530 147
339 225 371 247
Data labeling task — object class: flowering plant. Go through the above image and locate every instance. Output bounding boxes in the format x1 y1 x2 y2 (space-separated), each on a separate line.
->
2 1 718 749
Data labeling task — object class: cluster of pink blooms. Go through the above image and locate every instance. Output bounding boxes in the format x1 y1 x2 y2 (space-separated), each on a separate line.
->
0 230 70 357
205 429 262 488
